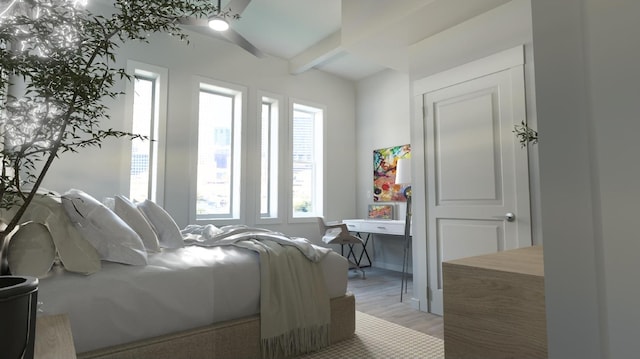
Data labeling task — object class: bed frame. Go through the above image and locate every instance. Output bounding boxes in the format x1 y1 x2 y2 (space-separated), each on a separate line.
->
77 293 355 359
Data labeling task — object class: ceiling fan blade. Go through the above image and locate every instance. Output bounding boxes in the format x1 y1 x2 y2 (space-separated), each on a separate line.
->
220 27 265 58
177 17 208 26
181 25 265 58
221 0 253 16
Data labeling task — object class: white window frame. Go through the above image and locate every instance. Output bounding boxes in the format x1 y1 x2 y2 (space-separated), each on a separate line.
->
256 91 284 224
123 60 167 205
288 99 325 223
189 77 246 224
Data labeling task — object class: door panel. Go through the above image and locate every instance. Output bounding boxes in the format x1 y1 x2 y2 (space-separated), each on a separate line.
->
436 91 500 203
436 219 504 289
424 68 531 315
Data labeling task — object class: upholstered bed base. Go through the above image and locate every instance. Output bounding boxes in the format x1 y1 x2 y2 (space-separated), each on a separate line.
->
77 293 355 359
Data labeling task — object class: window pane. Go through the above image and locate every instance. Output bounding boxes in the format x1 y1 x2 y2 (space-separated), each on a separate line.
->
292 104 322 217
130 76 154 202
197 90 233 218
260 102 271 215
259 96 280 221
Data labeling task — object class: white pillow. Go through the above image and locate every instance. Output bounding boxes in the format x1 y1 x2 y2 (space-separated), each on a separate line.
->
1 192 101 275
62 189 147 265
7 222 56 278
114 196 160 252
137 200 183 249
102 197 115 210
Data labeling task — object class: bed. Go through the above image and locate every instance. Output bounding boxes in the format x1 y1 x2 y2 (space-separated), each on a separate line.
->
4 190 356 358
38 245 355 359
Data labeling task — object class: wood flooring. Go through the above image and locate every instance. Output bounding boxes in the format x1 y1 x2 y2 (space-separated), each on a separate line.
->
346 266 444 340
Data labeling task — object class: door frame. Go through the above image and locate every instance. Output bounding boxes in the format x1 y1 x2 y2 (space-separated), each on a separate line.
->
410 45 528 313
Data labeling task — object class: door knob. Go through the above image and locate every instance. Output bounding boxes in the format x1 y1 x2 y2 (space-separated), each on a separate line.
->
493 213 516 222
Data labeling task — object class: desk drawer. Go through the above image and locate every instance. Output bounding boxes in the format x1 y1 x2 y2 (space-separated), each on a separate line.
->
360 222 404 235
343 219 407 236
344 222 362 232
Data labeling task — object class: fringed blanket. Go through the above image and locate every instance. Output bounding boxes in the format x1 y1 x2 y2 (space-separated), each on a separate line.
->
183 225 332 358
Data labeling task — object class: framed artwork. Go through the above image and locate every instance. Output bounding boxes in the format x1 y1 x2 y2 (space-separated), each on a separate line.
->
373 144 411 202
368 204 394 219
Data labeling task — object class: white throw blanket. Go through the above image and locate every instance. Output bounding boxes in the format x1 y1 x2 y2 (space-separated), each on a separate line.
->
183 225 332 358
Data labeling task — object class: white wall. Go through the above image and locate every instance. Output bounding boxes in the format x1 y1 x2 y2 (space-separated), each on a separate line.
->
585 1 640 355
41 4 358 245
532 0 640 357
353 0 537 307
354 69 411 271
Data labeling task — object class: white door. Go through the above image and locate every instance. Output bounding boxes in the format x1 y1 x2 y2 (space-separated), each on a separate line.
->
422 66 532 315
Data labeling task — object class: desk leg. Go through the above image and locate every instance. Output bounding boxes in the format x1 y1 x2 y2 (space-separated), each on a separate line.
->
349 232 372 268
346 240 372 267
346 243 358 265
357 233 372 267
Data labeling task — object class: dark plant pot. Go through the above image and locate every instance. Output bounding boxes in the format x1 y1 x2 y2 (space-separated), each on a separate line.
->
0 276 38 359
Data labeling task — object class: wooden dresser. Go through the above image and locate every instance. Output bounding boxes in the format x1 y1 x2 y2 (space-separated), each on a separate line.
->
443 246 547 359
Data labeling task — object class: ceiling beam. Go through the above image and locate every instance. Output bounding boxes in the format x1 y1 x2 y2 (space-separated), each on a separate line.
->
288 30 344 75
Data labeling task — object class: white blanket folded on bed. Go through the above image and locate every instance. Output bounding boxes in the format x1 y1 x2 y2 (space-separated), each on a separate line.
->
183 225 332 358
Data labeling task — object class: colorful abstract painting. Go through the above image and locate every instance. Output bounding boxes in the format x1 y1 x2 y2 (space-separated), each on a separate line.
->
373 144 411 202
368 204 394 219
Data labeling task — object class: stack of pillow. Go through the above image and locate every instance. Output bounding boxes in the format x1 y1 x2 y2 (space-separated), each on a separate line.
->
4 189 185 278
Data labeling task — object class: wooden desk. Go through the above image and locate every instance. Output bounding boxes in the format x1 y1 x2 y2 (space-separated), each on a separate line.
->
35 314 77 359
443 246 547 359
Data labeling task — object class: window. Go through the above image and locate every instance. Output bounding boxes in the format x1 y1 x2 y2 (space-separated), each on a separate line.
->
129 75 156 202
259 95 279 219
196 82 243 220
126 61 167 204
291 102 324 218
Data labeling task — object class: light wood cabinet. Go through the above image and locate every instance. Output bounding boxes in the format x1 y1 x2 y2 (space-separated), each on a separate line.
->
443 246 547 359
35 314 77 359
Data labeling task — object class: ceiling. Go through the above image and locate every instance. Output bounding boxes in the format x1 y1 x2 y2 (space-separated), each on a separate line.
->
196 0 513 81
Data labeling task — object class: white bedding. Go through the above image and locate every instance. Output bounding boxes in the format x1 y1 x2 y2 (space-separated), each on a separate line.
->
37 245 348 353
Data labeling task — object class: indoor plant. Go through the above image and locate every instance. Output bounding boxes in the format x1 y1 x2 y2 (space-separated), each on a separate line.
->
513 121 539 147
0 1 217 357
0 0 218 270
